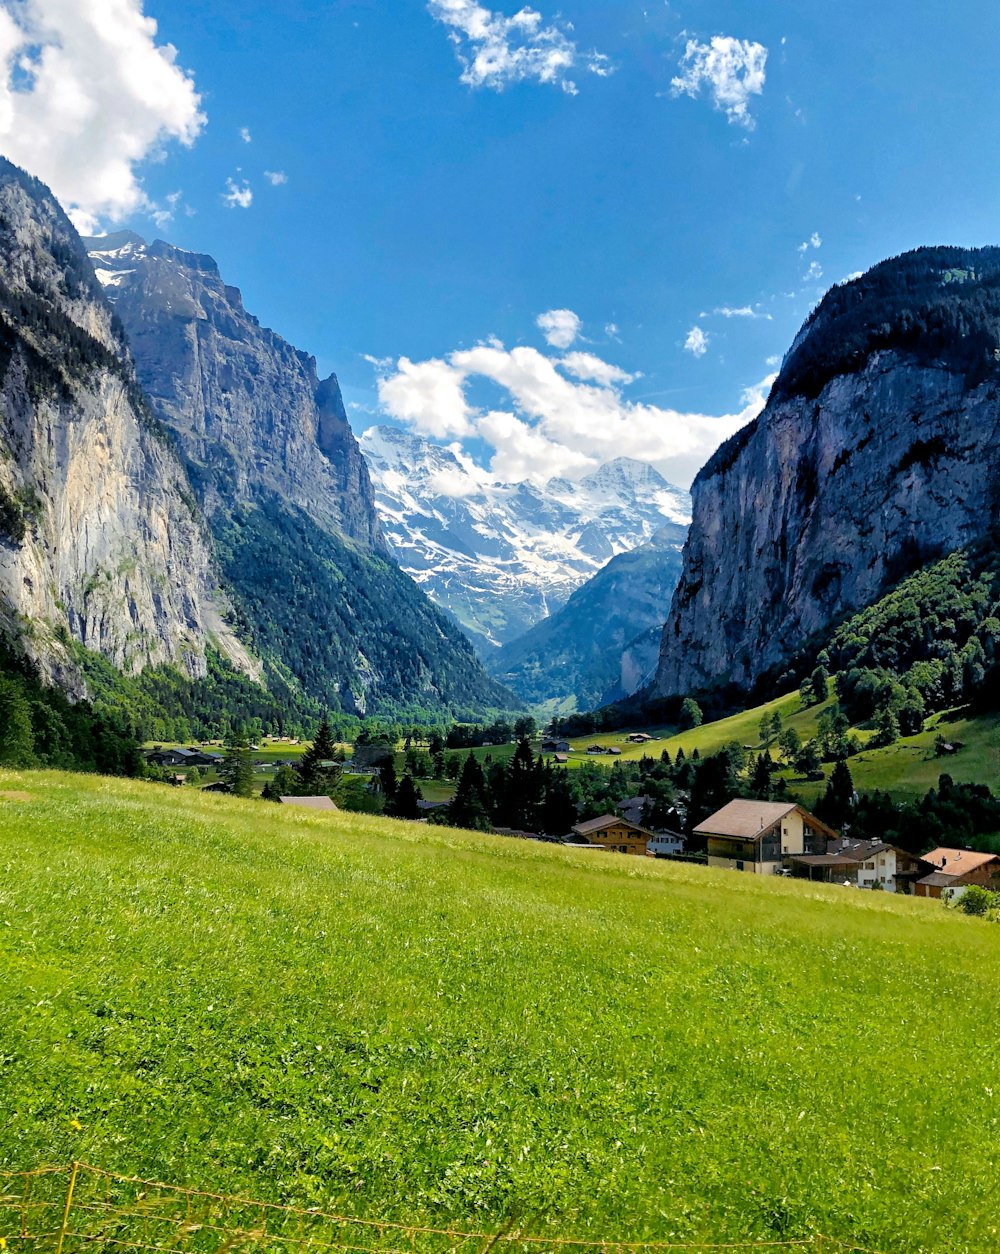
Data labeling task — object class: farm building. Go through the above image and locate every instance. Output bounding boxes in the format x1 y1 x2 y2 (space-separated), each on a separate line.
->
570 815 653 856
696 800 838 876
787 839 931 892
914 848 1000 899
146 747 223 768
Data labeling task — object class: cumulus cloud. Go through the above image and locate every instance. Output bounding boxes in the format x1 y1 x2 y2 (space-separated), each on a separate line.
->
559 351 636 386
671 35 768 129
376 355 474 439
684 326 709 357
0 0 205 233
536 308 582 349
222 177 253 209
804 259 823 282
798 232 822 253
372 336 771 488
239 126 252 143
264 170 288 186
427 0 610 94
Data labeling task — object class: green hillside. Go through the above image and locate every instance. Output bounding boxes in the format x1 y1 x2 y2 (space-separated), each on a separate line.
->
2 772 1000 1251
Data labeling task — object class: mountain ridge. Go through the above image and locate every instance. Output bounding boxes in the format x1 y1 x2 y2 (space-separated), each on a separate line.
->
654 245 1000 702
361 423 690 654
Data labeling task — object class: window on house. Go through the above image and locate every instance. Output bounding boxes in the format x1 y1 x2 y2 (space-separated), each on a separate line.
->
864 861 875 869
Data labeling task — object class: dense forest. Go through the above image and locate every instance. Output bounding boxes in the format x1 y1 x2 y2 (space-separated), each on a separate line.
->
773 245 1000 403
0 642 141 775
213 497 516 721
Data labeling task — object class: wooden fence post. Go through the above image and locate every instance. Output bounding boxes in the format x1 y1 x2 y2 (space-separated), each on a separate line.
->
54 1162 79 1254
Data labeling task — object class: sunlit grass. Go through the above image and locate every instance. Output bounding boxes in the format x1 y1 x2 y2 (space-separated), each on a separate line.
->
1 770 998 1251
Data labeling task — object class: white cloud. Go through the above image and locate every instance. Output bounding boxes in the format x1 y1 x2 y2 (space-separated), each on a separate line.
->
376 355 474 439
797 232 822 253
536 308 582 349
426 466 483 498
684 326 709 357
427 0 610 94
239 125 252 143
713 305 772 320
222 177 253 209
804 260 823 281
149 188 182 228
604 321 621 340
264 169 288 186
671 35 768 129
373 335 770 488
0 0 204 233
559 351 636 386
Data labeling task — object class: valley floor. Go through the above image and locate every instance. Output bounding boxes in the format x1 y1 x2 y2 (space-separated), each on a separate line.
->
2 772 999 1251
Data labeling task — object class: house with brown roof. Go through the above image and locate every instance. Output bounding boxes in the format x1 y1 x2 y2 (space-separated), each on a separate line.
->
914 848 1000 899
695 800 837 876
788 838 931 892
570 815 653 856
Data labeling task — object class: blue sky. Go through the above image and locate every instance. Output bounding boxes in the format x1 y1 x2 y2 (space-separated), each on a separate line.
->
1 0 999 485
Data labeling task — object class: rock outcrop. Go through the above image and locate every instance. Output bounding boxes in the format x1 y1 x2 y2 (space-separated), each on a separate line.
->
654 246 1000 699
86 231 511 716
0 160 250 688
86 232 384 550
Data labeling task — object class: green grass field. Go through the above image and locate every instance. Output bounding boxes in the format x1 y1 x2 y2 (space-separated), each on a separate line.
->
2 770 999 1251
556 695 999 802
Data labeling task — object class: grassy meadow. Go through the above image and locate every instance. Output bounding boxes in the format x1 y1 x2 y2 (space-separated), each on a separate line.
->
2 771 1000 1251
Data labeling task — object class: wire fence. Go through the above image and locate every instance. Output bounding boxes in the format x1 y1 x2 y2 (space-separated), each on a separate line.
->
0 1163 884 1254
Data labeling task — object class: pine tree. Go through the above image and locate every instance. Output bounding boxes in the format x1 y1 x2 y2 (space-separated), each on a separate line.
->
380 758 398 802
220 727 255 798
297 718 342 795
540 767 578 837
750 750 774 800
449 754 491 831
390 774 422 819
819 758 856 828
503 737 544 831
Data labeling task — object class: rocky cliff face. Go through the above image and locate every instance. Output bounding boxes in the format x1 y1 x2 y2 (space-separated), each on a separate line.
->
362 424 690 653
86 232 384 550
655 246 1000 699
85 232 510 716
0 161 250 689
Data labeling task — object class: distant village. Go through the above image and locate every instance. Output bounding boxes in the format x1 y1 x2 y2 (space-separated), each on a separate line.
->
145 732 998 904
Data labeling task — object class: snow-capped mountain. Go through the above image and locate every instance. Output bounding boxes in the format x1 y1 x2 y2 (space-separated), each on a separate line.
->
360 425 691 653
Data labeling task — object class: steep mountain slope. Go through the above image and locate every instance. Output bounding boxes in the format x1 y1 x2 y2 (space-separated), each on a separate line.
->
86 231 382 548
655 246 1000 700
88 233 512 717
0 159 250 691
361 424 690 652
488 525 685 707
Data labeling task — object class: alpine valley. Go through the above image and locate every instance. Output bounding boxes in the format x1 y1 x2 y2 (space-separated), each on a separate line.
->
361 423 690 708
0 157 513 743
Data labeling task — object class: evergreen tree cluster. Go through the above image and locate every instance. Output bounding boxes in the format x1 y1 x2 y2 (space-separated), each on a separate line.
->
773 245 1000 404
213 497 516 722
0 642 141 775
